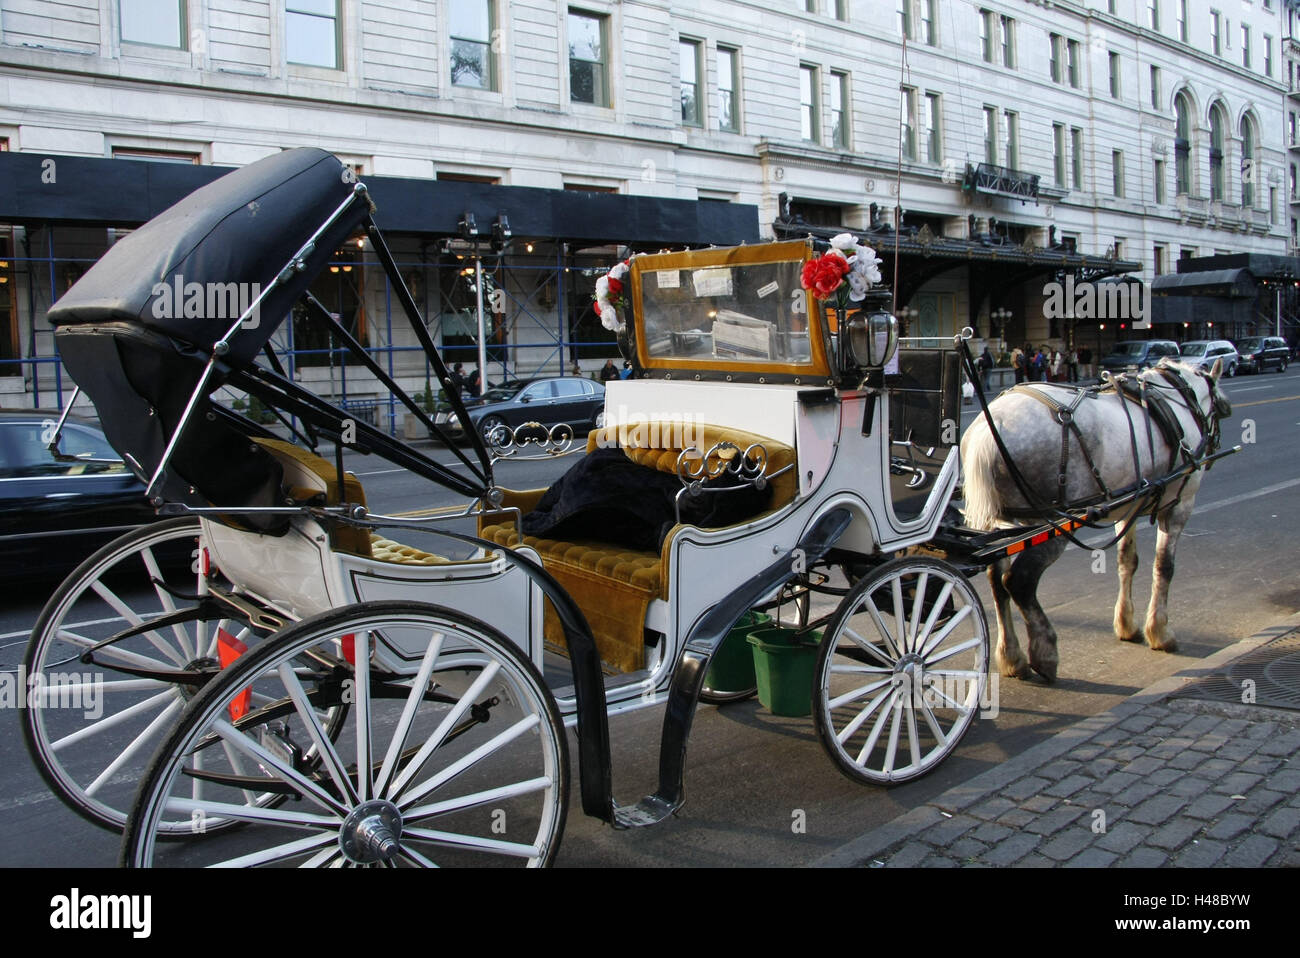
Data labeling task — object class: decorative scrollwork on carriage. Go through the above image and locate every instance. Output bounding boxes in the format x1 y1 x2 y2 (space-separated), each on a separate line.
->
483 420 581 461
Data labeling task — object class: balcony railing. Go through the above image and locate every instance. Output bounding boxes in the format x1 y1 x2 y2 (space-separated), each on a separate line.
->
962 162 1040 201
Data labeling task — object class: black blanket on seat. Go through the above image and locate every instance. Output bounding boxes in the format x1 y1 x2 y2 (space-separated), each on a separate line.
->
521 447 773 552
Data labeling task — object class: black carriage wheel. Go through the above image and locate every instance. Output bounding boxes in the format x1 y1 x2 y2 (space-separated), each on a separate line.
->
123 601 569 867
813 557 989 785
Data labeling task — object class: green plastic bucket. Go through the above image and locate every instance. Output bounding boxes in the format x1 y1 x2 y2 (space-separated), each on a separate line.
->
747 625 823 717
704 611 771 692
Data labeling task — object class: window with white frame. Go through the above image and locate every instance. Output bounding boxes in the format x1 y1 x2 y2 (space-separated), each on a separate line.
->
925 92 942 163
450 0 495 90
1049 33 1062 83
680 39 702 126
1265 35 1273 77
1149 0 1160 31
1067 39 1080 87
983 105 997 164
718 46 740 133
921 0 937 45
1053 123 1066 186
901 86 918 160
1150 64 1160 109
1242 25 1251 69
1071 126 1083 190
1112 150 1125 197
569 9 609 106
1177 0 1188 42
121 0 186 47
1108 51 1121 98
800 64 820 143
1210 9 1221 55
898 0 913 39
1003 109 1018 167
831 71 850 148
979 9 994 63
286 0 340 69
1000 15 1015 68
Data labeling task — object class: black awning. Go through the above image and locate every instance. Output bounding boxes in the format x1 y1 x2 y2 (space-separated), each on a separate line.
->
0 151 759 247
1152 268 1256 297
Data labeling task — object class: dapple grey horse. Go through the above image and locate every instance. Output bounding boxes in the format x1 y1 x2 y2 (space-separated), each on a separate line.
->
959 359 1232 683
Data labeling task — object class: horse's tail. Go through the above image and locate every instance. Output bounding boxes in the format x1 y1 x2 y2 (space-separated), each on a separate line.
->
960 419 1006 531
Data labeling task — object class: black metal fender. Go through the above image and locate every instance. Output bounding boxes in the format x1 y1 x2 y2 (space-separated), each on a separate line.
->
612 506 854 828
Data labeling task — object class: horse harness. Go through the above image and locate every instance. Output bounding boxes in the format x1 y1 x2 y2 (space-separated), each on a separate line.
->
1003 363 1221 518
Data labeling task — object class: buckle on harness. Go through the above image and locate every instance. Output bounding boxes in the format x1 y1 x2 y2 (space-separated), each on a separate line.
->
1056 408 1073 425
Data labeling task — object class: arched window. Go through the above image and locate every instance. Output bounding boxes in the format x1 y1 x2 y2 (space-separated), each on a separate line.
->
1240 115 1257 208
1175 93 1192 195
1209 103 1226 202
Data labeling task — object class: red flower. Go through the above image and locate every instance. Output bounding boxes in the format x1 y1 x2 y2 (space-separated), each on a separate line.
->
607 275 624 295
801 255 850 300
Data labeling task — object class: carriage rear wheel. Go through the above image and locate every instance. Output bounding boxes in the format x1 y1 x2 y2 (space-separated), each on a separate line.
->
813 557 989 785
22 518 258 835
122 601 569 867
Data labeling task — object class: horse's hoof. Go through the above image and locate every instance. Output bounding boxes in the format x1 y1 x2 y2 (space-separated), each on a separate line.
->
1031 662 1058 684
1117 631 1144 644
1146 632 1178 653
997 654 1030 679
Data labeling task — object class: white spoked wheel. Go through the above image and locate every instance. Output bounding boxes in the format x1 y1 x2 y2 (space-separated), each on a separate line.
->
123 601 569 868
22 517 265 835
813 557 989 785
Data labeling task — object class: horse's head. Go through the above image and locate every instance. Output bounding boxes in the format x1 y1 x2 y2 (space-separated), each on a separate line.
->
1152 358 1232 455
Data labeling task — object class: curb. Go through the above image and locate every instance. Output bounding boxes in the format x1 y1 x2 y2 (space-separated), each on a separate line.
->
811 609 1300 868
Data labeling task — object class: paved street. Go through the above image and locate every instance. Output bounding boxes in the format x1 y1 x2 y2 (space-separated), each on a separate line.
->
0 369 1296 867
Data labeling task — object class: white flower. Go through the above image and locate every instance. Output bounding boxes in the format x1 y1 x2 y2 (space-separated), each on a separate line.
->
609 261 629 282
849 246 882 286
598 302 623 332
830 232 859 252
595 276 610 299
846 270 870 302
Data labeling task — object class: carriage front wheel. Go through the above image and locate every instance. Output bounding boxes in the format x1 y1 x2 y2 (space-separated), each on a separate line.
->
813 557 989 785
122 601 569 867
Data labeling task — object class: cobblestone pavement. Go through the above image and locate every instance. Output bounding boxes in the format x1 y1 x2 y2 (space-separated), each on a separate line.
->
816 615 1300 868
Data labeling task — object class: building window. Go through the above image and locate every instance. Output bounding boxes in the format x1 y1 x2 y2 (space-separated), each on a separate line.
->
1108 52 1121 98
831 71 850 148
1071 126 1083 190
1049 34 1062 83
1209 104 1225 201
1107 0 1117 13
1175 92 1191 194
1003 110 1019 168
805 0 816 11
1241 115 1256 207
921 0 937 45
1053 123 1066 186
111 147 201 163
1242 25 1251 69
718 46 740 133
450 0 495 90
286 0 340 69
1270 186 1277 224
1210 10 1221 56
1113 238 1124 260
902 86 918 160
978 10 994 62
898 0 913 39
983 106 998 164
1154 158 1166 204
680 39 702 126
569 10 609 107
1000 15 1015 68
1177 0 1188 42
1112 150 1124 197
1264 35 1273 77
925 92 942 163
1150 65 1160 109
121 0 186 48
1292 111 1298 147
1153 244 1165 276
800 64 820 143
1066 39 1080 88
1149 0 1160 31
835 0 848 21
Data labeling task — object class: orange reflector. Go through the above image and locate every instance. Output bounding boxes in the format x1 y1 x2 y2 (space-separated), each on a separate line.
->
217 629 251 722
1006 541 1025 555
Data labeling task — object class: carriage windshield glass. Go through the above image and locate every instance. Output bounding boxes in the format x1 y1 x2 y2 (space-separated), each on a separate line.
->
636 255 816 366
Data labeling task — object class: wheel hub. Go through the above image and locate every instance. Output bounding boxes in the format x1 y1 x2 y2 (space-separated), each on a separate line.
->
894 654 925 699
339 800 403 864
180 657 220 700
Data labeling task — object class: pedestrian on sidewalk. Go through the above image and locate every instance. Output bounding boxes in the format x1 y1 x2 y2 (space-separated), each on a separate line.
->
1067 347 1079 382
978 346 994 393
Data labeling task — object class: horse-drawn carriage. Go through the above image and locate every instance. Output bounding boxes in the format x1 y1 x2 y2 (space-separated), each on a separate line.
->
20 148 1234 867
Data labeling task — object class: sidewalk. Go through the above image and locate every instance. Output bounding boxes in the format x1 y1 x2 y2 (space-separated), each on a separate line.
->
814 612 1300 868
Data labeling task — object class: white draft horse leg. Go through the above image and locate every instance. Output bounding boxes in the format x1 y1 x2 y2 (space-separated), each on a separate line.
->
1004 537 1068 683
989 557 1029 679
1113 522 1142 643
1143 499 1191 652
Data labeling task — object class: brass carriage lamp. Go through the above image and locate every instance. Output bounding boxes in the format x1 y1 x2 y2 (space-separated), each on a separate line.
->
846 309 898 370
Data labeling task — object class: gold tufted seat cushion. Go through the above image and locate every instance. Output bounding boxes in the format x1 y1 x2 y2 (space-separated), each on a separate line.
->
478 421 798 673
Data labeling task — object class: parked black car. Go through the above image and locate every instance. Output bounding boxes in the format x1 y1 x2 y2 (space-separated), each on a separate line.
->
433 377 606 444
0 410 158 578
1232 336 1289 374
1099 339 1181 376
